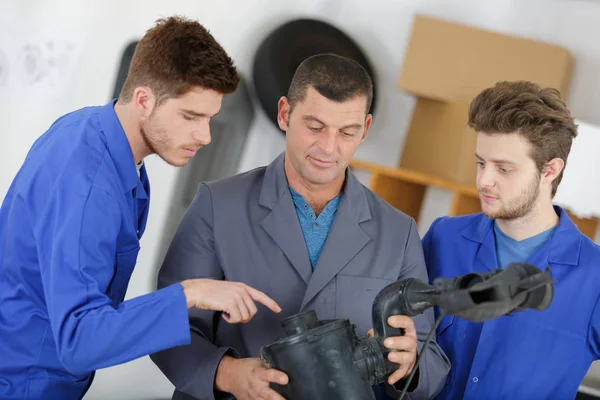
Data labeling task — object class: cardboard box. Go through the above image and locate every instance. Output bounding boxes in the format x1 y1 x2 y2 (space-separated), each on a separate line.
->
400 99 478 184
398 15 574 101
397 14 575 184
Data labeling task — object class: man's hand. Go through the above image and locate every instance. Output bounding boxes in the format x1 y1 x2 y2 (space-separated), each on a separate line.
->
180 279 281 323
367 315 418 385
215 356 288 400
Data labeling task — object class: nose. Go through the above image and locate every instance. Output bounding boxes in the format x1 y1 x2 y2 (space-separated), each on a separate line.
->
477 164 496 188
191 119 211 146
317 129 337 155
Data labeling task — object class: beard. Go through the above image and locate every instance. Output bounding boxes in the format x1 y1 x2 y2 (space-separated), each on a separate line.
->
140 122 159 155
480 173 541 220
139 115 184 167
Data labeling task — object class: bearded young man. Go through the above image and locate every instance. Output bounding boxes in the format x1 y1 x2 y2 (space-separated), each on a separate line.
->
423 81 600 400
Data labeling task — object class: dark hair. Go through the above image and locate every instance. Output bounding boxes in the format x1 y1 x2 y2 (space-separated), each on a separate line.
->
119 16 239 104
468 80 578 197
287 53 373 113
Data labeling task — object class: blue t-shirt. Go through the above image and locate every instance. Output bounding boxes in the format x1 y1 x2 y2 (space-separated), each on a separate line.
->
493 221 558 269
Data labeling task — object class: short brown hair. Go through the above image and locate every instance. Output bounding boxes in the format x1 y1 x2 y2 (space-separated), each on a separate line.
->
468 81 578 197
119 16 239 104
287 53 373 113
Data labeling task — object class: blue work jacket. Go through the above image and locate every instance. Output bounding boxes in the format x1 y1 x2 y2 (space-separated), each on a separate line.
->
423 207 600 399
0 101 190 399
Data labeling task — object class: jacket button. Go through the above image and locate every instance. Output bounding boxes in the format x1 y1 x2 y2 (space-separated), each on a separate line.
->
472 377 479 383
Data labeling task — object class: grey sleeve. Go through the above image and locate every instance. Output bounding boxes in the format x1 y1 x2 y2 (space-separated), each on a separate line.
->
150 183 236 400
385 218 450 399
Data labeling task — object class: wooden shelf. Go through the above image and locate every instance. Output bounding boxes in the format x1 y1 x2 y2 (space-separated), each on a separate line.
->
350 159 598 240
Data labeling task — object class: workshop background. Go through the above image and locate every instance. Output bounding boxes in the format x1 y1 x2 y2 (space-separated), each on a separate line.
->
2 0 600 398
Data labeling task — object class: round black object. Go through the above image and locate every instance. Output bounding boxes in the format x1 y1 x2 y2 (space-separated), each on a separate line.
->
260 310 378 400
252 19 377 130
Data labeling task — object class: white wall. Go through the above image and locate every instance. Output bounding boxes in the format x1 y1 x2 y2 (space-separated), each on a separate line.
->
3 0 600 398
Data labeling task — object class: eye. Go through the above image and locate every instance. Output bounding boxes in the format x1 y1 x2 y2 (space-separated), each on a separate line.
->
308 126 322 132
183 114 197 121
476 161 485 168
341 132 355 137
498 167 511 174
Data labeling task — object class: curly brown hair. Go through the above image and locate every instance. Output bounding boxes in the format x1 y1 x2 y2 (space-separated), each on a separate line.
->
119 16 239 105
468 81 578 197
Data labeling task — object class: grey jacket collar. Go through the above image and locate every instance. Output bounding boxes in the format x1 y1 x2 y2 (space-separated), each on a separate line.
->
258 153 373 308
258 152 371 223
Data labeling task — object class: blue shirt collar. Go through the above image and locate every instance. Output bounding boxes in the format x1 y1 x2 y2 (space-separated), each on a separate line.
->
98 99 141 194
259 153 372 224
288 186 342 217
462 206 581 266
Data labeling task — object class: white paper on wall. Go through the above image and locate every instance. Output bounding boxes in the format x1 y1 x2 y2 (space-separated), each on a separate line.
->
553 119 600 219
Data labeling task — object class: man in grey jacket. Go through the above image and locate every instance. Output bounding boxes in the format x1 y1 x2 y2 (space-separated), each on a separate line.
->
151 53 450 400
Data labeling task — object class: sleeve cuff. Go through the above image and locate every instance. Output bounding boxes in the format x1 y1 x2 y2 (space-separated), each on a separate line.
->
154 283 192 347
388 365 420 395
213 348 241 400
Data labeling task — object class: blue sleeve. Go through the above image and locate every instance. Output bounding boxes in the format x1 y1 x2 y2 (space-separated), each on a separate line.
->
35 182 191 375
589 294 600 359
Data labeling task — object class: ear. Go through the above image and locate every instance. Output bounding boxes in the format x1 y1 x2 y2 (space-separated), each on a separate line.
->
542 157 565 186
277 96 290 132
360 114 373 144
132 86 156 119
